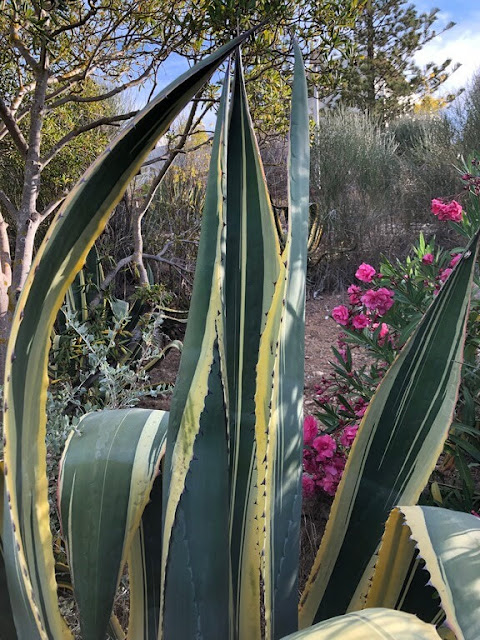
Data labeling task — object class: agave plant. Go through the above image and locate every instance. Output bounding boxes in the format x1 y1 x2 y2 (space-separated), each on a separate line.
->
1 30 480 640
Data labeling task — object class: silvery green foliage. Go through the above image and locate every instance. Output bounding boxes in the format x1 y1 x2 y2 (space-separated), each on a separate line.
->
46 304 176 534
50 304 173 416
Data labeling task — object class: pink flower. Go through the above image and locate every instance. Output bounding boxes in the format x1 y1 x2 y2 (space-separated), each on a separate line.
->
313 434 336 461
449 253 461 268
443 201 463 222
354 397 368 418
422 253 434 265
352 313 369 330
331 453 346 473
347 284 362 305
303 415 318 446
431 199 463 222
440 268 452 282
379 322 389 339
319 474 338 496
431 198 445 215
332 305 349 326
302 474 316 498
355 263 376 283
323 461 340 477
340 425 359 447
360 288 394 316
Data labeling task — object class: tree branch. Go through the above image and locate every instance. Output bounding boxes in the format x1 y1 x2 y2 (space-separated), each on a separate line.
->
40 111 137 167
90 240 193 308
0 210 12 283
39 196 66 221
47 62 155 111
0 190 18 219
49 5 99 38
10 22 39 70
137 97 203 218
0 95 28 157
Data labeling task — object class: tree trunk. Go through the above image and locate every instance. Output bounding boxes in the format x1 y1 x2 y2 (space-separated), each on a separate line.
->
0 57 49 378
11 216 41 298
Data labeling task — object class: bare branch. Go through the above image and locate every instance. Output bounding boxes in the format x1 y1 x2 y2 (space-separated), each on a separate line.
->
10 23 39 70
0 190 18 219
49 5 98 38
0 95 28 157
90 240 192 307
144 253 194 288
40 112 137 167
0 211 12 283
93 254 134 303
136 97 203 219
39 196 66 221
47 62 156 111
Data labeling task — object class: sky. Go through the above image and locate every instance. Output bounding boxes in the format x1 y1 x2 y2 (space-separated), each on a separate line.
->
413 0 480 92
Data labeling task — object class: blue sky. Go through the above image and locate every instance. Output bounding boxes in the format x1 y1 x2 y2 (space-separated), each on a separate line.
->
414 0 480 92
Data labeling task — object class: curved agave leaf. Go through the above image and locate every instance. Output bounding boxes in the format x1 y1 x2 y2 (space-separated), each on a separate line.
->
299 234 480 626
365 508 442 625
0 463 18 640
161 46 310 640
264 39 310 640
370 506 480 640
224 54 284 639
127 476 163 640
160 66 231 640
2 29 255 639
280 608 440 639
58 409 168 640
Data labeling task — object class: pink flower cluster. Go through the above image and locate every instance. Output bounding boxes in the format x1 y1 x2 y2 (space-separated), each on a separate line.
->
431 199 463 222
331 262 394 340
302 415 358 498
361 287 394 315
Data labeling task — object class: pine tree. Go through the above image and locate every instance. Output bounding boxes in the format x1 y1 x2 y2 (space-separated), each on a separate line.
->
338 0 459 119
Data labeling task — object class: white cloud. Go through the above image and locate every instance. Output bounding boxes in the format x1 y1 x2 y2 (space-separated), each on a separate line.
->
414 18 480 93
